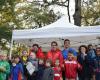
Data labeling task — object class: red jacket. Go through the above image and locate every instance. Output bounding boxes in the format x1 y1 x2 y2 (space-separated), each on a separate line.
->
30 48 45 59
64 60 82 79
46 49 63 67
53 67 62 80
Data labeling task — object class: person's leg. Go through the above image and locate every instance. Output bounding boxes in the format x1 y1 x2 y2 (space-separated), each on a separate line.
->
92 74 96 80
62 71 65 80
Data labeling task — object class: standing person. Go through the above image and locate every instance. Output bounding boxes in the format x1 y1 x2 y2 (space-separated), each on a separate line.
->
10 55 24 80
92 45 100 80
30 44 45 59
87 44 96 80
21 50 28 65
53 59 63 80
62 39 77 60
46 41 63 67
42 59 54 80
77 45 91 80
37 58 45 80
21 50 28 80
62 39 77 80
64 51 82 80
87 44 96 60
0 50 10 80
27 52 38 80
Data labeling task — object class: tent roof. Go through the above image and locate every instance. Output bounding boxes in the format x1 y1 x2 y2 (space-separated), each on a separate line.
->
12 15 78 40
12 15 100 50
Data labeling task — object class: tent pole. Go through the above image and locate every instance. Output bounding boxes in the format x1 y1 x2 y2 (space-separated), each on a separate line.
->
9 38 13 60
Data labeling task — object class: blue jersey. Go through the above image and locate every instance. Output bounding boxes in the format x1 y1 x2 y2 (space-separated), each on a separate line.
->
62 48 77 59
11 63 24 80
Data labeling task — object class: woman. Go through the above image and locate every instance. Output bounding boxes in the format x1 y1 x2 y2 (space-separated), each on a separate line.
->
27 52 38 80
77 45 91 80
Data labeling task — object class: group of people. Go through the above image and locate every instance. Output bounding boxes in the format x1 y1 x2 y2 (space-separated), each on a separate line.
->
0 39 100 80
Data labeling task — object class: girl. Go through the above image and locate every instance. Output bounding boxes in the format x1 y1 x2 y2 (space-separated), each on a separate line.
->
53 59 62 80
77 45 91 80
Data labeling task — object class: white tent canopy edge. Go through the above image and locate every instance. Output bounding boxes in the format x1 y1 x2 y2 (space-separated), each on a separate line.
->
10 15 100 59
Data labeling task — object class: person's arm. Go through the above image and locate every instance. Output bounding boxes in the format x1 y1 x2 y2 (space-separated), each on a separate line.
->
77 62 82 71
71 48 78 56
19 63 24 80
59 52 64 68
19 63 24 74
5 62 10 74
70 48 78 60
0 62 10 74
62 50 67 60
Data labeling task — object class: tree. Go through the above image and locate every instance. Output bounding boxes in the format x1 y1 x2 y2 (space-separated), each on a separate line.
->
0 0 60 49
81 0 100 26
73 0 81 26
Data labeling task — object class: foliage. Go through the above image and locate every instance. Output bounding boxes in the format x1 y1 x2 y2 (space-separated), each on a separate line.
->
81 0 100 26
0 0 61 50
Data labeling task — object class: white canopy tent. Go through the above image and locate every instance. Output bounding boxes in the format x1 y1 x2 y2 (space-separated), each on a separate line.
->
11 15 100 58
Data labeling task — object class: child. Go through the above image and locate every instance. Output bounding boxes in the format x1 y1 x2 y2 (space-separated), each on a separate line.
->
37 58 45 80
64 51 82 80
21 50 28 80
0 51 10 80
11 55 24 80
27 52 38 80
53 59 63 80
42 59 54 80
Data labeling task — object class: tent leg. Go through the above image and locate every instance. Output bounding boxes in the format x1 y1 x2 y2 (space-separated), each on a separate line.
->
9 38 13 60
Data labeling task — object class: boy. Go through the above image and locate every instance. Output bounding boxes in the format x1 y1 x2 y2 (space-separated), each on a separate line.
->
11 55 24 80
64 51 82 80
37 58 45 80
42 59 54 80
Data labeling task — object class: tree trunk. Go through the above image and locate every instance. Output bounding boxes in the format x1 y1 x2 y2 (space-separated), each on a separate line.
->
67 0 71 22
73 0 81 26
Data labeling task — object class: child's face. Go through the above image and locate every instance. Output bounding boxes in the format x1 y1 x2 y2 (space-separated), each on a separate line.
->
55 60 60 66
29 52 36 59
14 57 20 63
2 54 7 60
68 53 74 61
22 51 28 57
39 59 44 64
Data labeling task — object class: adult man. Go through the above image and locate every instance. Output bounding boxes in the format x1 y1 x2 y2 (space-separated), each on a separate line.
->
62 39 77 80
62 39 77 60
